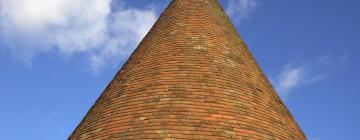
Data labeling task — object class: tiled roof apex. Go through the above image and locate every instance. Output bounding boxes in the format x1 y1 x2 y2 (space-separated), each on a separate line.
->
70 0 306 139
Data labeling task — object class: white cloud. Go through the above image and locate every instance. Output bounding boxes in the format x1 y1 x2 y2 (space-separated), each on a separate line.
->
89 5 157 73
274 60 328 99
226 0 257 22
0 0 157 72
276 66 305 96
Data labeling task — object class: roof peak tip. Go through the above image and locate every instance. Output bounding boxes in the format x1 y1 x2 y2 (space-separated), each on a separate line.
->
170 0 220 6
172 0 218 2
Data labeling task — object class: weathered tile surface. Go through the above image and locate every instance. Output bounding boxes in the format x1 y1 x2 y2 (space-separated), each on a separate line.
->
69 0 306 139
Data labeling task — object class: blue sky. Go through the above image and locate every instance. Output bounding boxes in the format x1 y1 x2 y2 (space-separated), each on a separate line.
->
0 0 359 139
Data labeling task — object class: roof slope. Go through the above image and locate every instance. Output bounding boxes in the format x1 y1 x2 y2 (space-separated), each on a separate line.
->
70 0 306 139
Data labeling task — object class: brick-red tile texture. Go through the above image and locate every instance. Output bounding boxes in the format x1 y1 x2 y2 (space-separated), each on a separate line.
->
69 0 307 139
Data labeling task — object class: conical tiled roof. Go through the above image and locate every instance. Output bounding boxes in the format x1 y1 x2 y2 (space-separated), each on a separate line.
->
70 0 306 139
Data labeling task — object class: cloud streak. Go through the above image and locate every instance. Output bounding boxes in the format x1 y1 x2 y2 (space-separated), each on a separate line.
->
276 66 305 95
226 0 257 22
273 58 329 100
0 0 157 73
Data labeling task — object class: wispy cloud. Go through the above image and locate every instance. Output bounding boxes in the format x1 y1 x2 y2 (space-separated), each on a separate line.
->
310 137 320 140
272 53 350 100
273 57 330 100
276 66 305 96
275 63 326 98
341 53 349 63
0 0 157 73
226 0 257 22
